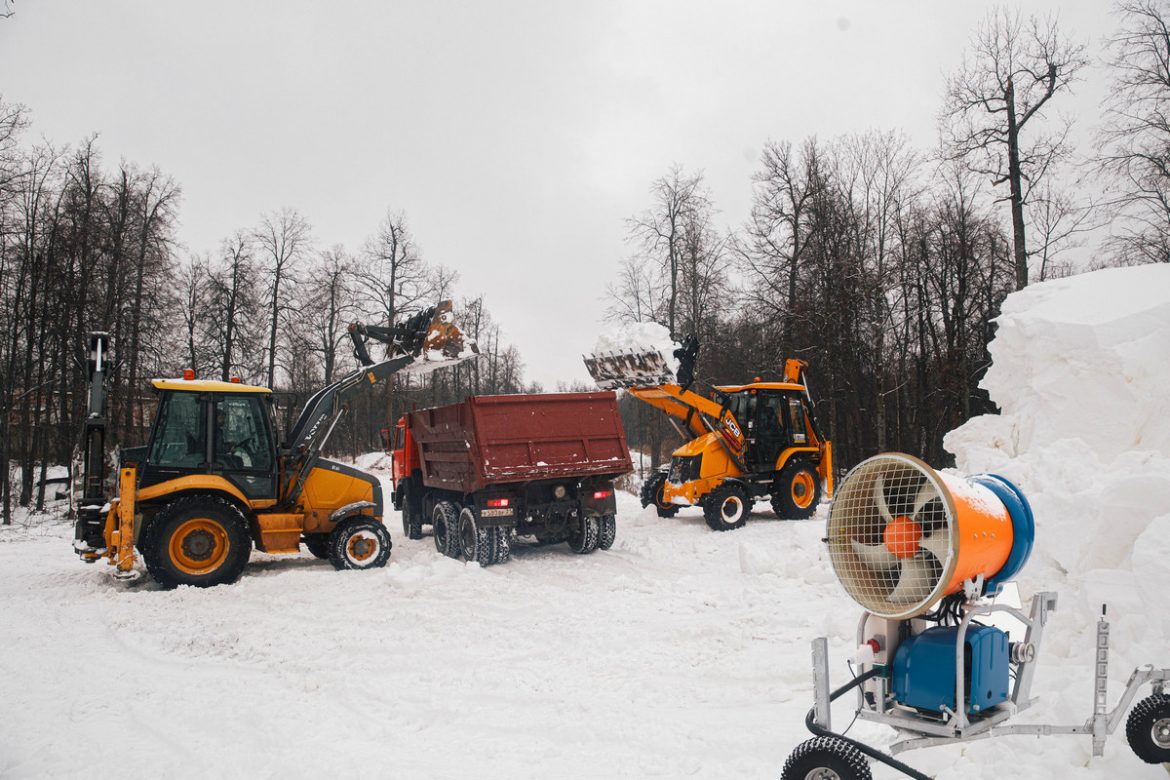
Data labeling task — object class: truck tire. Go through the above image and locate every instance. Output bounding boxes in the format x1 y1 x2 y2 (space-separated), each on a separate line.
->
771 459 821 520
458 506 495 566
641 472 679 518
143 494 251 588
492 526 512 564
399 481 423 540
302 533 330 559
567 513 600 554
702 483 750 531
597 514 617 550
328 517 392 571
432 501 461 558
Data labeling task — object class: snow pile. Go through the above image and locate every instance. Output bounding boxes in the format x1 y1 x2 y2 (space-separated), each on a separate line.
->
945 264 1170 656
592 321 681 373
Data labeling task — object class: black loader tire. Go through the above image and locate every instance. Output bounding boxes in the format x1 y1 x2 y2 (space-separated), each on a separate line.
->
597 514 617 550
143 494 251 588
399 481 423 540
328 517 392 571
567 513 600 554
302 533 330 559
771 458 822 520
640 471 679 518
780 736 872 780
432 501 461 558
702 483 750 531
1126 693 1170 764
458 506 495 566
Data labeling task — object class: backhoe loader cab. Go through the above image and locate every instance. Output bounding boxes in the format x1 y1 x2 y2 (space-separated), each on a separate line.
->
74 301 478 587
584 340 832 531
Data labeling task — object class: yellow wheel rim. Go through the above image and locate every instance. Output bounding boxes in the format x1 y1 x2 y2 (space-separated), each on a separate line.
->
791 471 816 509
347 532 378 563
169 518 230 576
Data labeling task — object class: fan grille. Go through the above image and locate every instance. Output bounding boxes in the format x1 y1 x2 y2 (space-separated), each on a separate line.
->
827 454 956 619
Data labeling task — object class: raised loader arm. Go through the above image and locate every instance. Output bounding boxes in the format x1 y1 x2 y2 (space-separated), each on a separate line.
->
277 301 477 510
584 335 746 464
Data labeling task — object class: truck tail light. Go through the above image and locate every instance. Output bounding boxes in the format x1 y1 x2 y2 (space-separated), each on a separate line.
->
592 489 612 500
486 498 510 508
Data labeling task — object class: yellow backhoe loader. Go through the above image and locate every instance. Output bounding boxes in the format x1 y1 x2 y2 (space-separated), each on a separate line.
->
584 336 832 531
73 301 476 587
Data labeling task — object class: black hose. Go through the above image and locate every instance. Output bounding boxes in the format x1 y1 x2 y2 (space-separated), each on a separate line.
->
803 667 933 780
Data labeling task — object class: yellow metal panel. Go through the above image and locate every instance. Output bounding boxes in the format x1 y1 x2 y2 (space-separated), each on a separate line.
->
137 475 254 508
151 378 271 394
255 512 305 553
300 467 375 533
713 382 805 393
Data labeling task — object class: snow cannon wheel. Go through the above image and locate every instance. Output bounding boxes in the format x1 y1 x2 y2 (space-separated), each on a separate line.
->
771 459 821 520
328 517 392 571
458 507 495 566
432 501 461 558
641 472 679 518
597 515 617 550
1126 693 1170 764
302 533 330 559
703 483 749 531
780 736 872 780
567 513 600 554
143 494 251 588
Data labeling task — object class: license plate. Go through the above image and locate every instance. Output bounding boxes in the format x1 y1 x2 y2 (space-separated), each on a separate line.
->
480 508 514 517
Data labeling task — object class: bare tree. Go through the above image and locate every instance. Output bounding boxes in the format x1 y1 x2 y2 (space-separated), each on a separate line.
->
1098 0 1170 264
627 165 708 337
356 209 427 326
944 7 1087 288
1026 182 1100 280
254 207 310 388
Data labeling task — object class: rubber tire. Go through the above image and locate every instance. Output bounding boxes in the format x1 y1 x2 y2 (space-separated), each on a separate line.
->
702 483 750 531
143 494 251 588
302 534 330 559
328 517 392 571
1126 693 1170 764
780 736 872 780
399 482 423 540
459 506 495 566
597 514 617 550
771 459 822 520
432 501 461 558
492 526 512 564
640 471 679 518
567 513 600 554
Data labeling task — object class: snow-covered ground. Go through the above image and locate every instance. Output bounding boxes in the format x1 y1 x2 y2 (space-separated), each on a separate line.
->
2 265 1168 779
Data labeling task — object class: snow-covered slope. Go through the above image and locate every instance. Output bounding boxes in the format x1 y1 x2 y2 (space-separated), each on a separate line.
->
945 263 1170 722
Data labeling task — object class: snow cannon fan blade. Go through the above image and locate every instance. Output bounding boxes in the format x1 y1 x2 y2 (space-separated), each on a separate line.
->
583 348 675 390
828 452 1035 619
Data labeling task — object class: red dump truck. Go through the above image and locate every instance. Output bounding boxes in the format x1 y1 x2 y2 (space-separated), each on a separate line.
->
390 392 633 566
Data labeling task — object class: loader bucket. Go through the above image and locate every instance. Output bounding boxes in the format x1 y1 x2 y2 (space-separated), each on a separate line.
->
421 300 477 359
583 349 675 390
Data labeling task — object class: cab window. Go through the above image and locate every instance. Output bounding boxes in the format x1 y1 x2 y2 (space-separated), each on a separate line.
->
213 396 273 472
147 392 206 468
788 398 808 444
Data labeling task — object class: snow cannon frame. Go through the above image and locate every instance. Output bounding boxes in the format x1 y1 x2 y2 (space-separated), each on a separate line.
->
827 453 1035 621
782 452 1170 780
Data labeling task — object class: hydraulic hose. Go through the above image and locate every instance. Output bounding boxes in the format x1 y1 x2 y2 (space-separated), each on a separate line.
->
803 667 933 780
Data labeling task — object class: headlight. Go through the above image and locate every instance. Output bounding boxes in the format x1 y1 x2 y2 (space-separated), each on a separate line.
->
553 484 567 500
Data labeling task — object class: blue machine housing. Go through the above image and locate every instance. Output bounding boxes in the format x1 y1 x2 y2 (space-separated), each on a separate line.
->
892 625 1010 715
970 473 1035 592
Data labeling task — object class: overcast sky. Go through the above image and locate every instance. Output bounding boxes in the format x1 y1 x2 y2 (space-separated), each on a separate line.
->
0 1 1116 388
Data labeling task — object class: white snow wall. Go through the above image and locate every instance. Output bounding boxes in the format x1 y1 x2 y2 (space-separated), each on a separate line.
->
944 264 1170 666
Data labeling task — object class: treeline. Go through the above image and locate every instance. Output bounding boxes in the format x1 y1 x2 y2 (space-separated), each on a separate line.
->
611 3 1170 472
0 114 533 522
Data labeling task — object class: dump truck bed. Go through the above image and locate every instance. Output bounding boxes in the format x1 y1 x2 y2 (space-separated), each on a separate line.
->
407 392 632 494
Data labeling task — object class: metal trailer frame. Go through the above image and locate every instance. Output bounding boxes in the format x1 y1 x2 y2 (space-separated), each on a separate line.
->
808 591 1170 773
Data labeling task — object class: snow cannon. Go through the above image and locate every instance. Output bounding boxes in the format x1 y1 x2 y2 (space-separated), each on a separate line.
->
781 451 1170 780
828 452 1034 619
